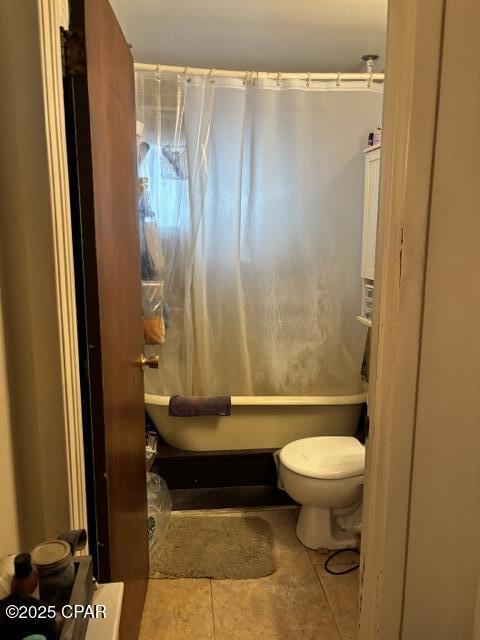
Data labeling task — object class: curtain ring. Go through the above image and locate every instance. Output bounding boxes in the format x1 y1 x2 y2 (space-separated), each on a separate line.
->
336 72 341 87
183 66 190 83
367 70 373 87
276 71 282 87
154 64 161 81
306 72 312 88
244 70 250 85
255 70 259 86
208 68 216 83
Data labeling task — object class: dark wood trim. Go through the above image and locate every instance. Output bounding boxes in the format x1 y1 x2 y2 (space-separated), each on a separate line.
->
152 438 281 490
63 27 110 583
170 486 295 510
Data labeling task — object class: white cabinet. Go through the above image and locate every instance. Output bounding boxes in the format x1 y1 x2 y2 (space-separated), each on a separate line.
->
358 144 381 326
361 145 381 279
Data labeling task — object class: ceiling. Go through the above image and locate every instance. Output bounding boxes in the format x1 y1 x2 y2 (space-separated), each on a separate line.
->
110 0 388 73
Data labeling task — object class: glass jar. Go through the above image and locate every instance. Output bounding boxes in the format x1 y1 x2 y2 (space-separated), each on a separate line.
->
31 540 75 610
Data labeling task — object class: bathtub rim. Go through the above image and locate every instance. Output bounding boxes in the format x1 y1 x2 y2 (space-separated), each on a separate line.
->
144 391 368 407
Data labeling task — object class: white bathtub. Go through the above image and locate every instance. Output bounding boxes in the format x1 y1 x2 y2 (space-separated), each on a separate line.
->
145 391 367 451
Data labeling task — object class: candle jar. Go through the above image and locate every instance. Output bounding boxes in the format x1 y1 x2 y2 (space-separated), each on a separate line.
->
31 540 75 610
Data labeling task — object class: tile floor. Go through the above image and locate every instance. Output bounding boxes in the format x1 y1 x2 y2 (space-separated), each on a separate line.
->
139 508 359 640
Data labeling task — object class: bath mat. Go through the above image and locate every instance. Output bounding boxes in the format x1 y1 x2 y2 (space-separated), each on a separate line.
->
150 513 276 579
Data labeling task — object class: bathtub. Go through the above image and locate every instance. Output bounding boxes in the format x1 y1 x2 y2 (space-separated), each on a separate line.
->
145 391 367 451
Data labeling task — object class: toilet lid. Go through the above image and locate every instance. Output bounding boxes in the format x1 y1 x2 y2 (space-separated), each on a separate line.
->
279 436 365 479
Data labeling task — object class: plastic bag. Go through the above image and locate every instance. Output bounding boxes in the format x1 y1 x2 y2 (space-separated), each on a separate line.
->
147 472 172 551
0 555 15 599
142 281 166 345
137 169 167 346
272 450 286 491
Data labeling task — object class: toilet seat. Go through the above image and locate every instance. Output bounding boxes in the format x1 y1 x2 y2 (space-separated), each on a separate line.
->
279 436 364 480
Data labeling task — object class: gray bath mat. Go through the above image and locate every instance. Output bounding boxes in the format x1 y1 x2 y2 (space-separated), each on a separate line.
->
150 513 276 579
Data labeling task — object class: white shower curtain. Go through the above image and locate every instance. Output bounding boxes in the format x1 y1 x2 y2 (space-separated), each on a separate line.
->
135 71 383 396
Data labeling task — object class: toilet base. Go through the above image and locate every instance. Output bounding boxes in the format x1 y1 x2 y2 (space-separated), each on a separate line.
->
296 505 357 550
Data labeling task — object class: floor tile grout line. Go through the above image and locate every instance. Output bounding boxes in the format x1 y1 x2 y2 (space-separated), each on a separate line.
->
305 546 319 572
210 578 217 640
314 565 343 640
302 543 320 579
291 509 344 639
304 546 345 639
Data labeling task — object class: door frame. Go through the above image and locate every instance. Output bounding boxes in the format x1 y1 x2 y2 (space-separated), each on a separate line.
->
38 0 88 538
359 0 447 637
37 0 88 536
11 0 454 634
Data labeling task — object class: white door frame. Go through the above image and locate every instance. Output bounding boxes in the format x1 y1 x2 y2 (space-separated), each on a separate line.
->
38 0 88 535
359 0 447 637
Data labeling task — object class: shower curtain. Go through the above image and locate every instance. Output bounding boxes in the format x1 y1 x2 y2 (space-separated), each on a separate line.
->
135 71 383 396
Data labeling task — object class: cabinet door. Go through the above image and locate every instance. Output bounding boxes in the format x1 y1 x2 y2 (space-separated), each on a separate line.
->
361 148 381 279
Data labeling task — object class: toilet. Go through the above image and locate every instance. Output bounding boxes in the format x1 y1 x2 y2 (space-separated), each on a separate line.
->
279 436 365 550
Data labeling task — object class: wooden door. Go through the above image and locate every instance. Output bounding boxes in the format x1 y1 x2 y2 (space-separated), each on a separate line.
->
63 0 148 637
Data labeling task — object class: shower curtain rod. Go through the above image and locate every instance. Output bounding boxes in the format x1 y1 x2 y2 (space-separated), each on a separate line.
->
134 63 385 82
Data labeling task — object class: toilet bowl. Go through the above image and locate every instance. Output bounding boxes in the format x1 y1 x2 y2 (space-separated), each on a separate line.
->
279 436 365 550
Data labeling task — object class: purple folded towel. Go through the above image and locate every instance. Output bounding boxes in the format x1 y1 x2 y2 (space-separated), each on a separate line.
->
168 395 232 417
